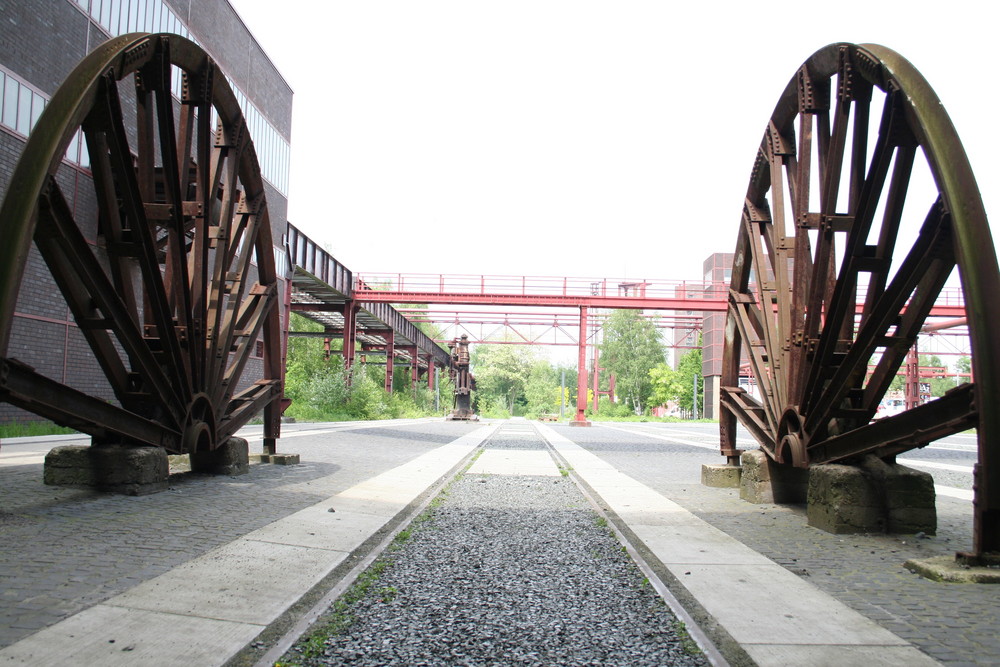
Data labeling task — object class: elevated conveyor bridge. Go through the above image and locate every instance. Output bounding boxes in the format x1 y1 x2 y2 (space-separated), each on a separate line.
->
286 224 451 393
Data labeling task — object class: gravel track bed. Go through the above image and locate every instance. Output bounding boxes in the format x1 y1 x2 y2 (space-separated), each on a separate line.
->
282 435 708 666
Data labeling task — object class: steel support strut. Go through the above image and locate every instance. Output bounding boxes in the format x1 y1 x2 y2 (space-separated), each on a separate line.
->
384 330 395 393
572 306 591 426
342 299 358 384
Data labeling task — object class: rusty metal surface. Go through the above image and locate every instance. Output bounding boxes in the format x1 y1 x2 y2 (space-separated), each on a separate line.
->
720 43 1000 557
0 33 282 454
446 335 476 420
286 222 451 376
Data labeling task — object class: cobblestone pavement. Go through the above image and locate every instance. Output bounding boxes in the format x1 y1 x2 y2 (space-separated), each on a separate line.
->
0 420 480 649
551 422 999 666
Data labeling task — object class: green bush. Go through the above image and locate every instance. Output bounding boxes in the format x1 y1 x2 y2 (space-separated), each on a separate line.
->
586 396 634 419
478 396 511 419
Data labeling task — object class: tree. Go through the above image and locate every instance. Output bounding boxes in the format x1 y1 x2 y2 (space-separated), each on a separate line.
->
523 360 562 417
956 355 971 383
599 310 665 413
675 347 704 414
649 362 682 408
649 346 703 415
471 344 535 413
284 313 333 406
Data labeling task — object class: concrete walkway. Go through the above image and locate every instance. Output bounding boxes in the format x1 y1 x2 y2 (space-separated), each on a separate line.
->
2 418 987 665
0 423 499 666
536 423 939 667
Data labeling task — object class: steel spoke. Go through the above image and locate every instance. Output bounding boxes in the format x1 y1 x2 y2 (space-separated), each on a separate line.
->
35 177 184 427
92 71 192 402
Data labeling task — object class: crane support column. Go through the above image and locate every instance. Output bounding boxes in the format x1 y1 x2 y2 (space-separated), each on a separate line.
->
342 299 358 383
384 330 395 393
571 306 591 427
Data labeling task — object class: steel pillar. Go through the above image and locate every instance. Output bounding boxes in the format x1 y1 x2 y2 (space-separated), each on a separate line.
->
571 306 591 426
592 346 600 413
265 275 295 455
905 345 921 411
343 299 358 384
404 345 419 394
383 331 395 393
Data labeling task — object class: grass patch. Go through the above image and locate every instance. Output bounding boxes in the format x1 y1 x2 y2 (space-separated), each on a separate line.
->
673 620 704 657
0 421 78 439
295 558 391 659
378 586 398 603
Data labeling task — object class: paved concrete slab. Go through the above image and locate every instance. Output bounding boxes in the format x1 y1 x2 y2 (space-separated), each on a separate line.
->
467 448 561 476
741 644 939 667
0 422 500 666
631 524 775 566
536 423 940 667
0 605 261 666
252 508 390 551
110 538 346 625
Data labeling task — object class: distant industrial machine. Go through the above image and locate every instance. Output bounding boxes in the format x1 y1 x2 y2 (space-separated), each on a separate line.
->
446 335 477 421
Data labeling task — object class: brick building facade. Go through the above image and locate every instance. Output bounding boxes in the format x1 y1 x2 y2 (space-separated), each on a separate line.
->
0 0 292 424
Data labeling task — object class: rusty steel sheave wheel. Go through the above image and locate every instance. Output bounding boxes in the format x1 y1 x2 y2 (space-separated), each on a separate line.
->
0 33 282 454
719 43 1000 556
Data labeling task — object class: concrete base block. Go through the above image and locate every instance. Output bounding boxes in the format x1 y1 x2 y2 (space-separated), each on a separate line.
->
567 420 592 427
249 453 300 465
807 456 936 535
167 454 191 473
189 437 249 476
701 463 742 488
739 450 808 504
44 444 168 495
905 556 1000 583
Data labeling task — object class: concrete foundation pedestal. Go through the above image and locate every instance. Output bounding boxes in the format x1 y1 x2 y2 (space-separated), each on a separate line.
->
701 463 742 488
189 437 250 476
807 456 936 535
44 444 168 496
739 450 809 504
250 452 300 465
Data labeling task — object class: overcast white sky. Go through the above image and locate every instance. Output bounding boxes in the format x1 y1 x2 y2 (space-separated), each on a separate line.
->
228 0 998 286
